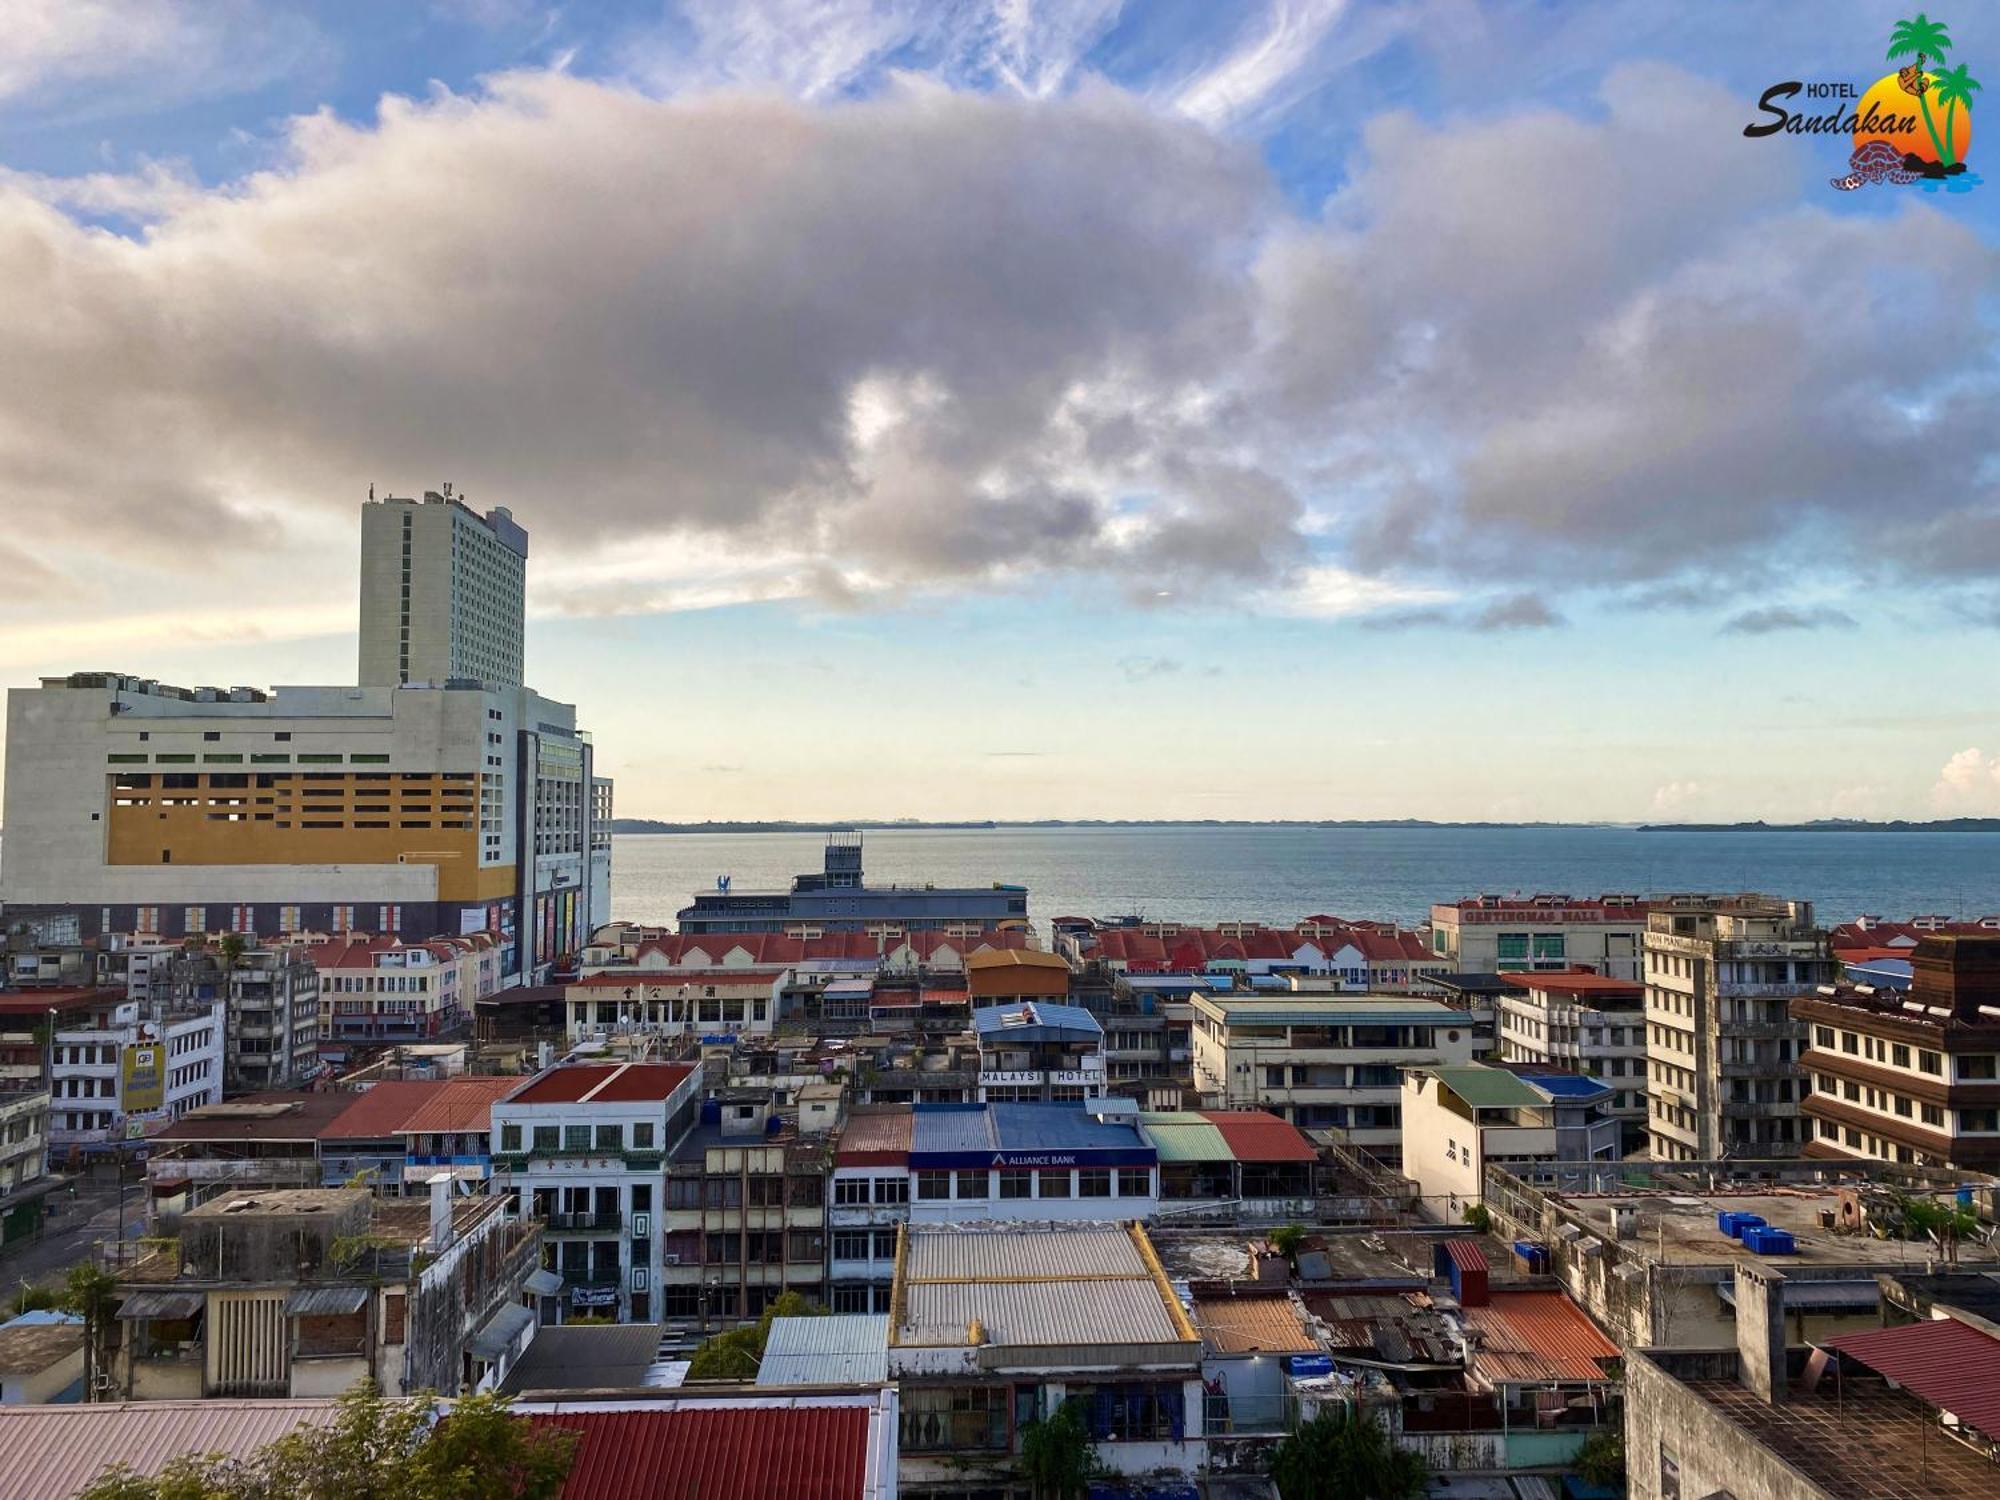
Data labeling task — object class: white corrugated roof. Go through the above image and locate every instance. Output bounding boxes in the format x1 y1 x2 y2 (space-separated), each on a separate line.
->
757 1314 890 1386
906 1226 1142 1281
906 1279 1180 1347
0 1400 341 1500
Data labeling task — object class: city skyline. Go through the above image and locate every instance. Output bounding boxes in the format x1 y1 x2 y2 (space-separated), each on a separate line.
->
4 2 1999 823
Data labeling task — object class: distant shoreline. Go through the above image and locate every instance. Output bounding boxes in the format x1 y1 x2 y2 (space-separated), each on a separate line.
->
1640 819 2000 834
610 818 1602 834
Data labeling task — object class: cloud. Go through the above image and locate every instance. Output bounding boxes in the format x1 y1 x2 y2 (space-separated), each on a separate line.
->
1173 0 1350 129
1650 780 1703 816
1358 590 1561 632
1472 593 1562 631
1117 655 1183 682
0 0 321 115
1933 749 2000 813
1720 605 1859 636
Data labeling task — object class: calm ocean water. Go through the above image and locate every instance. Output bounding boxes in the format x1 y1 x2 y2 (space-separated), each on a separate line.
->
609 825 2000 934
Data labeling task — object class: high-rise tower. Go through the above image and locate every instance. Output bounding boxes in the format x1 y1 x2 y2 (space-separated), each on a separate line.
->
358 487 527 686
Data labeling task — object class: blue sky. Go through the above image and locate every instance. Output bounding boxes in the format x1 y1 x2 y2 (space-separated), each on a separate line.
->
4 1 1999 823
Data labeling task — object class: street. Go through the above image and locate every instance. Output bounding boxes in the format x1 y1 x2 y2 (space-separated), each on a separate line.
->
0 1175 143 1294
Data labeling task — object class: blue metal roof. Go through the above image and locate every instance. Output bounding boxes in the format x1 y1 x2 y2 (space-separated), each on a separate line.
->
911 1105 999 1156
756 1314 890 1386
992 1104 1152 1157
1516 1072 1613 1099
971 1000 1104 1041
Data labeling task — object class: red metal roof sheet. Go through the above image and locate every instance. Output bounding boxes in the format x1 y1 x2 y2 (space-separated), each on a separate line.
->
1501 971 1642 996
506 1065 620 1104
585 1063 698 1103
836 1107 914 1165
397 1077 518 1135
1460 1291 1620 1385
528 1406 869 1500
321 1081 447 1140
1199 1111 1319 1163
1827 1318 2000 1439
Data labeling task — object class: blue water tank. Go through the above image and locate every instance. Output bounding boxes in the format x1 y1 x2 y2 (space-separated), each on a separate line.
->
1726 1214 1766 1240
1959 1185 1977 1208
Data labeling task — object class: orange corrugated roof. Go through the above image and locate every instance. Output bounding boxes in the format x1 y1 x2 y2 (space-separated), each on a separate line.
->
1461 1291 1618 1385
1190 1294 1319 1355
320 1081 442 1140
397 1077 517 1136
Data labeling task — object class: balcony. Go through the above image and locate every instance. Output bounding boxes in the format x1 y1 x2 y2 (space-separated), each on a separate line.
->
558 1266 623 1289
544 1211 623 1234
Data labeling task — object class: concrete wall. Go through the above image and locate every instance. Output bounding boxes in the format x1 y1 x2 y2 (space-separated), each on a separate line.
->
1626 1350 1826 1500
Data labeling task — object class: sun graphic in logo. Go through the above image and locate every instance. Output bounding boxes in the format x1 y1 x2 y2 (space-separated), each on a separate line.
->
1836 13 1981 189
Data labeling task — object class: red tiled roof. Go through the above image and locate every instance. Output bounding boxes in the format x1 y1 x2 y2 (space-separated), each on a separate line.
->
397 1077 517 1135
1827 1318 2000 1440
570 968 789 988
1200 1111 1318 1163
587 1062 697 1103
322 1081 445 1140
1829 919 2000 952
1460 1291 1619 1385
1502 971 1642 996
528 1406 870 1500
626 930 1031 968
1344 928 1437 963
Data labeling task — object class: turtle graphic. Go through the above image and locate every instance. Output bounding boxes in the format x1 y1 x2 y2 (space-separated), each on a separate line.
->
1831 139 1920 189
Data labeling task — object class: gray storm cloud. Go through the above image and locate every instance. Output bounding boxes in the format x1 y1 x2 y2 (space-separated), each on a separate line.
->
2 62 1998 628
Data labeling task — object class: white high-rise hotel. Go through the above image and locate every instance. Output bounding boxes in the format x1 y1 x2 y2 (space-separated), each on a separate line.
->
0 489 611 983
359 488 528 688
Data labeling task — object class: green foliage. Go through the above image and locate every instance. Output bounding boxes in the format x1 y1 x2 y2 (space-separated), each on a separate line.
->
1269 1224 1306 1261
1017 1398 1101 1500
1886 13 1952 66
1896 1194 1979 1241
11 1281 61 1315
1461 1203 1492 1233
77 1384 577 1500
1272 1408 1426 1500
685 1291 827 1381
219 933 247 969
1573 1427 1625 1489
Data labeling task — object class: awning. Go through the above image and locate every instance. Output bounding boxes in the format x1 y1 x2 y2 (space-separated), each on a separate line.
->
525 1268 564 1297
117 1290 204 1320
285 1285 369 1317
1718 1280 1877 1311
469 1301 536 1360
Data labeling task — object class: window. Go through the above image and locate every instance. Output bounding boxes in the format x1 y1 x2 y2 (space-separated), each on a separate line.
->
833 1231 871 1261
997 1169 1033 1200
106 753 147 764
297 753 342 764
1531 933 1566 961
1921 1102 1945 1127
1841 1032 1859 1055
350 754 391 764
954 1169 986 1200
1037 1169 1071 1198
835 1177 871 1206
873 1176 908 1204
1078 1168 1113 1198
1961 1055 1998 1081
1961 1108 2000 1133
632 1122 655 1149
1814 1026 1835 1049
1495 933 1530 967
595 1124 622 1151
1919 1050 1944 1075
1070 1382 1184 1443
202 753 242 764
1118 1168 1150 1197
563 1125 591 1152
899 1386 1008 1453
500 1124 522 1153
916 1170 951 1201
1892 1043 1911 1069
531 1125 558 1152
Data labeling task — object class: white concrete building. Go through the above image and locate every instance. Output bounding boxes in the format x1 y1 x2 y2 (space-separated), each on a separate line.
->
0 673 606 981
1644 895 1835 1162
309 933 501 1045
1191 993 1476 1149
971 1001 1106 1103
1400 1063 1622 1221
358 488 527 689
48 990 223 1147
491 1061 701 1325
1429 895 1653 980
562 968 784 1045
1495 971 1649 1150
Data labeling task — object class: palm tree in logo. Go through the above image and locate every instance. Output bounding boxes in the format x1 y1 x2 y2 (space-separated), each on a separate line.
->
1931 62 1981 165
1888 13 1954 163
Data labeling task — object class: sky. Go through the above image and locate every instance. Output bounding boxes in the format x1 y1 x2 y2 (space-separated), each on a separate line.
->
3 0 2000 824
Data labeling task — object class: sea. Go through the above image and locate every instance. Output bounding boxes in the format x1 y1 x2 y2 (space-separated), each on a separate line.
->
610 825 2000 934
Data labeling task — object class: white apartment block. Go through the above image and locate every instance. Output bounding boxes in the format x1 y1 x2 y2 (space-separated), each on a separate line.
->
1644 895 1835 1162
310 933 501 1045
1191 994 1475 1150
358 488 527 688
563 969 782 1044
1495 971 1649 1150
491 1061 701 1326
49 992 223 1147
1429 895 1652 980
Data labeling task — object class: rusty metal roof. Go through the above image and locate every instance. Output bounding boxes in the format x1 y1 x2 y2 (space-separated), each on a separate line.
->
1460 1291 1619 1385
1827 1317 2000 1441
1190 1293 1319 1355
0 1399 340 1499
523 1398 881 1500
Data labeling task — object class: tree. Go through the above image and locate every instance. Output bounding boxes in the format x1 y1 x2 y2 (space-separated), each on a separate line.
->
1269 1223 1306 1262
219 933 247 970
1271 1408 1426 1500
77 1384 578 1500
1017 1398 1101 1500
685 1290 826 1381
1931 62 1981 161
1574 1427 1625 1489
1887 13 1955 163
62 1262 118 1402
